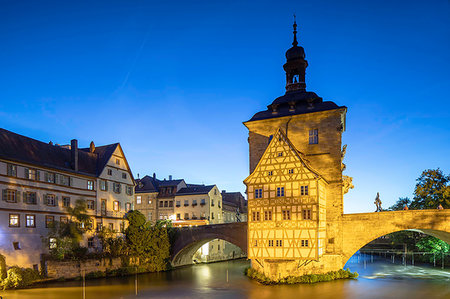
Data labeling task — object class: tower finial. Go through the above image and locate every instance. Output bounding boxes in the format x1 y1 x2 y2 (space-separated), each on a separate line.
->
292 14 298 47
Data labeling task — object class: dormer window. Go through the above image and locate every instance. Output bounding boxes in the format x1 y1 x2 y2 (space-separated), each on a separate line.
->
115 159 120 165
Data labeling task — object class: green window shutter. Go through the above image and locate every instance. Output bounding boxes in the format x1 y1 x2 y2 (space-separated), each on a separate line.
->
24 168 29 179
36 170 40 181
16 191 20 202
43 194 48 205
55 174 60 184
105 181 108 191
55 196 59 206
118 184 122 194
44 172 48 182
2 189 7 201
69 177 73 187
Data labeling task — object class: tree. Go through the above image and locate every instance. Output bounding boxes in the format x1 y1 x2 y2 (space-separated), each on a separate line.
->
45 198 92 260
416 236 449 263
388 197 411 211
124 211 171 271
410 169 450 209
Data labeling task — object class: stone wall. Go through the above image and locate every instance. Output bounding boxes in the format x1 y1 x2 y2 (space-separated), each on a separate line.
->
45 257 123 279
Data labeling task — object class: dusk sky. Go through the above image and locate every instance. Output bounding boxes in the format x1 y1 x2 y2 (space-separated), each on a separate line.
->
0 0 449 213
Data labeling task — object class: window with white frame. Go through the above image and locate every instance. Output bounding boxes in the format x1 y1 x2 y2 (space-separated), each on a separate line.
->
87 200 95 210
113 201 120 211
113 183 121 194
87 180 94 190
136 196 142 204
126 185 133 196
24 192 37 204
26 214 35 227
45 194 56 206
59 175 70 186
9 214 19 227
45 172 56 183
7 164 17 177
24 168 38 180
100 180 108 191
3 189 18 203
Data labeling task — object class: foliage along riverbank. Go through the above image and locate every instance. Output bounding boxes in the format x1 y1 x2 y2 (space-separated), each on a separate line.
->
245 267 358 285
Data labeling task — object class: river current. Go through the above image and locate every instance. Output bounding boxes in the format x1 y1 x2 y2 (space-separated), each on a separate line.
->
2 255 449 299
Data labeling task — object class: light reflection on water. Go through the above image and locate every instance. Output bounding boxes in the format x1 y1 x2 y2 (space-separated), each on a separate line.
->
1 256 449 299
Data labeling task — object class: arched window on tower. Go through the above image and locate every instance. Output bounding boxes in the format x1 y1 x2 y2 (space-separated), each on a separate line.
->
293 74 299 84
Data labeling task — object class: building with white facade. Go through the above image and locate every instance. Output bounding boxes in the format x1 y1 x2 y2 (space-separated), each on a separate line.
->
0 128 134 269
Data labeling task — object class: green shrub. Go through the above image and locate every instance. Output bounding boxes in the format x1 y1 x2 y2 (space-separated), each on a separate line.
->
1 266 41 290
245 267 358 285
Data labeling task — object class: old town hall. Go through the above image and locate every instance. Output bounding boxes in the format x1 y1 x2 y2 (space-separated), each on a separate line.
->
244 20 351 279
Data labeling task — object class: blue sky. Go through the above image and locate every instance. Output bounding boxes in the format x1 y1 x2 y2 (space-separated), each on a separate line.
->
0 0 449 213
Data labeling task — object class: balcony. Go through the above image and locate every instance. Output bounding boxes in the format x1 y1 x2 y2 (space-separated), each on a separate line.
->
192 203 198 207
184 204 189 207
176 204 181 207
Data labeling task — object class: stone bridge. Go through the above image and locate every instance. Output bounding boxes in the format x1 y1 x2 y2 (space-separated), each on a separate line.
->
171 222 247 267
172 210 450 267
341 209 450 265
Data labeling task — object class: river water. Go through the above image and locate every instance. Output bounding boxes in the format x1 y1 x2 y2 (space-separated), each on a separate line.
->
2 255 449 299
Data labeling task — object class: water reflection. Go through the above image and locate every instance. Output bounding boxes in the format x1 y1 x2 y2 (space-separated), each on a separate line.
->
2 256 449 299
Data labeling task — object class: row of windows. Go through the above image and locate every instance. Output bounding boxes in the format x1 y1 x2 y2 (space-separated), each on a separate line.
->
253 239 309 247
6 164 132 194
251 209 312 221
6 164 95 189
9 213 125 233
269 129 318 146
1 189 97 209
3 190 132 213
176 212 208 220
254 186 309 198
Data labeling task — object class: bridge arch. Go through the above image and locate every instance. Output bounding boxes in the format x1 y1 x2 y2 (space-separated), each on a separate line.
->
171 222 247 267
341 210 450 265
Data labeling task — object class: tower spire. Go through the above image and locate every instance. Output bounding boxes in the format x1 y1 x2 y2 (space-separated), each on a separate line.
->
292 14 298 47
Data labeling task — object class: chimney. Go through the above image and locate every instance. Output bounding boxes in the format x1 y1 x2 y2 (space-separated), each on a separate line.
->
153 173 156 180
71 139 78 172
89 141 95 153
169 175 172 180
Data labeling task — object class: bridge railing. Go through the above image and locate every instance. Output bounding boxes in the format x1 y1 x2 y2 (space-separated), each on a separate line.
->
350 249 450 269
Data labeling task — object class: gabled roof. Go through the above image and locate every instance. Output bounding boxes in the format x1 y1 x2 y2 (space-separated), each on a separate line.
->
0 128 132 179
135 175 159 193
244 128 327 184
176 185 215 196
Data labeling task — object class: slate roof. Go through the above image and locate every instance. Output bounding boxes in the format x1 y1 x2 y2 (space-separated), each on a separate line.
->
135 175 159 193
245 90 346 122
0 128 125 177
176 185 215 196
158 179 185 187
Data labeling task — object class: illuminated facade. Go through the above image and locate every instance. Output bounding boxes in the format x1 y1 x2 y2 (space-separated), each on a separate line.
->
243 21 349 278
0 128 135 269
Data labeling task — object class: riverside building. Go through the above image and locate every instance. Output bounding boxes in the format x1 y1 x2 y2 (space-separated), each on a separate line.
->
0 128 135 269
244 21 350 279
